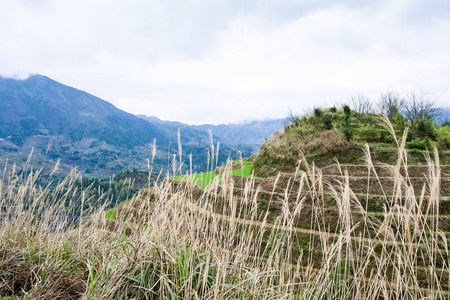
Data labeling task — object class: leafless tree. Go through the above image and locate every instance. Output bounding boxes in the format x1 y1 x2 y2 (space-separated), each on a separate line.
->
378 91 405 119
351 94 373 113
404 92 440 127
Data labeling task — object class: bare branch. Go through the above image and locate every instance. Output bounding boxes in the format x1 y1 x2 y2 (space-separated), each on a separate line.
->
378 90 405 119
404 92 440 127
351 94 373 114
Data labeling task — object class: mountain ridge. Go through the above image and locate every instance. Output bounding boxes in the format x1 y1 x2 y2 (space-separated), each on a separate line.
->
137 115 284 147
0 74 281 177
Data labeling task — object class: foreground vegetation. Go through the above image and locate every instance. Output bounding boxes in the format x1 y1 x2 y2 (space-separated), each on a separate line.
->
1 111 450 299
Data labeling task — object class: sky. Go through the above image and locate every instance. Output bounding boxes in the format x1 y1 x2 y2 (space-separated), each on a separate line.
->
1 0 450 124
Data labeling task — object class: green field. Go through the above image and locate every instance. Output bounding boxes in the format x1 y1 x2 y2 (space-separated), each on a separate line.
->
171 172 220 189
230 163 255 177
172 161 257 189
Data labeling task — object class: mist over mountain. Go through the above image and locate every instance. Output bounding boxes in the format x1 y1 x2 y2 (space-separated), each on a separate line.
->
0 75 265 177
137 115 284 149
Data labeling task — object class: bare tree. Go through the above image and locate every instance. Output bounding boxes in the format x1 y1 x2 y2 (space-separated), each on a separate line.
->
378 90 405 119
404 92 440 127
351 94 373 113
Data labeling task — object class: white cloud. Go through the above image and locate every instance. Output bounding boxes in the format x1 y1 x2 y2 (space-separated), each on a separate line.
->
1 1 450 124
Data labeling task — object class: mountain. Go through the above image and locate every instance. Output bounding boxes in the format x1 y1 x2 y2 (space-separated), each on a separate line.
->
0 75 250 177
137 115 284 151
437 107 450 124
0 75 169 147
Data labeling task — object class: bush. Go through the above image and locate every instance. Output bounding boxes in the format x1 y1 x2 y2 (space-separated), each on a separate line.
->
382 134 395 143
437 126 450 150
393 113 405 129
406 131 416 142
415 118 437 139
343 105 351 116
343 128 353 141
330 106 337 113
406 138 432 150
357 123 379 141
314 108 323 118
322 115 332 130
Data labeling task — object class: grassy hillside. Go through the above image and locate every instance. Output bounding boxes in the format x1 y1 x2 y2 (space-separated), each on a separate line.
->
254 106 450 176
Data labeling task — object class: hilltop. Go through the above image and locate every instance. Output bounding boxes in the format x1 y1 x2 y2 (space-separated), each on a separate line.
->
253 103 450 176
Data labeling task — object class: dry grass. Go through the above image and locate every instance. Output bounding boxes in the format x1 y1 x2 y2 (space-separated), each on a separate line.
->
304 130 348 153
0 118 449 299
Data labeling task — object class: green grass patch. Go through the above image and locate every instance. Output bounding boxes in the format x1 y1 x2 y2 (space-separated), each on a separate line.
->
172 172 219 189
172 163 257 188
105 209 117 220
231 163 258 178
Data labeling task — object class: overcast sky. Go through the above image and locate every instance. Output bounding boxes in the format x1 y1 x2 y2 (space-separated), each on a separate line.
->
1 0 450 124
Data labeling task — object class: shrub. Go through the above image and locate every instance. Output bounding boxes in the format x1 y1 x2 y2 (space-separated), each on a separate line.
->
382 134 395 143
343 105 351 116
314 108 323 118
437 125 450 150
344 114 350 127
343 128 353 141
415 118 437 139
357 123 379 142
343 105 351 127
330 106 337 113
322 115 332 130
406 138 432 150
406 131 416 142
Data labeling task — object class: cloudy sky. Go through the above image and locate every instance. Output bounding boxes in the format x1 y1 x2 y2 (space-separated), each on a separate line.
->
1 0 450 124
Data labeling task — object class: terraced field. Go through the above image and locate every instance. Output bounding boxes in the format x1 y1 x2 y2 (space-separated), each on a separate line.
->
109 154 450 298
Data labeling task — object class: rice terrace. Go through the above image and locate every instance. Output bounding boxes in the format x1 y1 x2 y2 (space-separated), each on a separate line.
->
2 102 450 299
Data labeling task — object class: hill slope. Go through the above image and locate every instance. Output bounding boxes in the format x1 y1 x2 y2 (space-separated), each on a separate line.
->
0 75 169 147
254 106 450 176
0 75 248 176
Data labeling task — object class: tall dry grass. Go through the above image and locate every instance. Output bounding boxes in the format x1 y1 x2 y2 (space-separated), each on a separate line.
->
0 119 449 299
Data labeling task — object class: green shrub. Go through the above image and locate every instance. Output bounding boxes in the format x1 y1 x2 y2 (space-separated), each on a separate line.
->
406 131 416 142
322 115 332 130
343 128 353 141
406 138 432 150
437 126 450 150
382 134 395 143
314 108 323 118
357 123 379 141
394 113 405 128
330 106 337 113
415 118 437 139
343 105 351 116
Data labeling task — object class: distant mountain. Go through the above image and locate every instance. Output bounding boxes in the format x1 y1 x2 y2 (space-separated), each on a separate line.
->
438 107 450 124
0 75 168 147
0 75 250 177
137 115 284 150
